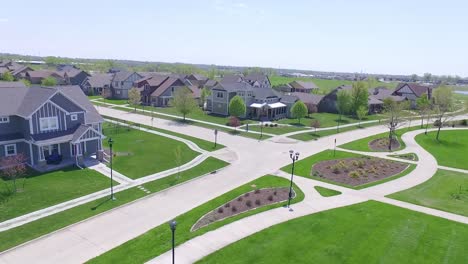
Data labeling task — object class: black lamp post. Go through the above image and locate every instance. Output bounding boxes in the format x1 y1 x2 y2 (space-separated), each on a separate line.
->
260 121 263 139
108 137 115 200
169 220 177 264
214 129 218 149
287 150 300 211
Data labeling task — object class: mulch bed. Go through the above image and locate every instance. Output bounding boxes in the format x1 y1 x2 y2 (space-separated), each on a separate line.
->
368 137 401 151
191 187 291 231
312 157 408 186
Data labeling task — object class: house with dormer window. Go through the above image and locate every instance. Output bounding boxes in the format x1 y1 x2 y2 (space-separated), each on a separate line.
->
0 85 105 171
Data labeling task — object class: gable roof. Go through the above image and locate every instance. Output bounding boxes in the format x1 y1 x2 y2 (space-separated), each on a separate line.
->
245 73 267 82
150 77 186 97
11 66 33 76
204 79 218 87
27 70 63 79
221 74 244 84
289 92 324 105
84 73 113 88
61 68 89 78
112 71 141 82
213 81 254 93
394 83 431 97
253 87 280 100
187 74 208 81
290 80 318 90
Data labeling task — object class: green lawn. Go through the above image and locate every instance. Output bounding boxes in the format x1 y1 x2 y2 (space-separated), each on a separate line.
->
277 113 381 128
289 121 379 141
0 157 228 252
88 175 305 264
339 125 425 152
314 186 342 197
415 130 468 170
100 98 129 105
102 122 199 179
103 115 225 151
389 169 468 216
246 124 308 135
197 201 468 264
0 168 114 222
281 149 416 189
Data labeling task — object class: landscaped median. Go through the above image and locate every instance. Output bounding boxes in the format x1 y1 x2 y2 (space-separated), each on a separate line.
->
0 157 228 252
281 150 416 189
196 201 468 263
289 121 380 141
87 175 304 264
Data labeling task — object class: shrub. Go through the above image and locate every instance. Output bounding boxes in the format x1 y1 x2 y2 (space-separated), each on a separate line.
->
331 164 341 174
244 192 250 197
229 116 241 127
254 189 261 194
232 206 237 212
246 200 252 207
273 190 277 196
357 160 365 168
461 119 468 126
217 207 224 213
224 202 230 208
237 196 243 202
267 195 274 201
269 123 274 127
255 199 261 206
349 171 360 179
274 124 278 127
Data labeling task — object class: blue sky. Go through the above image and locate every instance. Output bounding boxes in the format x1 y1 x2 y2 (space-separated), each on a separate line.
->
1 0 467 76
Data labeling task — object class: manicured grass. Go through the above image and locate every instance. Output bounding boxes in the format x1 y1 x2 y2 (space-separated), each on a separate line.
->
277 113 381 128
289 121 379 141
197 201 468 264
0 168 115 222
100 98 129 105
87 95 102 100
0 158 228 252
103 115 225 151
88 175 305 264
102 122 199 179
389 169 468 216
339 125 425 152
281 149 416 190
246 124 307 135
415 130 468 170
314 186 341 197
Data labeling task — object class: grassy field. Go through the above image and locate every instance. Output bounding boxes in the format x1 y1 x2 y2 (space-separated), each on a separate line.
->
102 122 199 178
314 186 342 197
280 150 416 189
197 201 468 264
389 169 468 216
103 115 225 151
415 130 468 170
289 121 380 141
99 98 129 105
0 157 228 252
269 76 398 94
276 113 382 128
246 124 308 135
0 168 114 222
88 175 305 264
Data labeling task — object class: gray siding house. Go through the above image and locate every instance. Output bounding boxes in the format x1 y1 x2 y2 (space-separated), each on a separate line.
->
108 71 142 99
0 85 105 171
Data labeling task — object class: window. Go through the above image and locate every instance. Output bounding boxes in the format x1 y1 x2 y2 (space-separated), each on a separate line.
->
40 144 59 160
116 90 121 95
216 92 224 98
114 81 119 87
71 114 78 121
0 116 9 123
5 144 17 156
39 117 59 132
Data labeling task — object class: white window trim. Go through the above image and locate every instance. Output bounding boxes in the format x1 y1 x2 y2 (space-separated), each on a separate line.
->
39 116 59 132
71 114 78 121
5 144 17 157
0 116 9 123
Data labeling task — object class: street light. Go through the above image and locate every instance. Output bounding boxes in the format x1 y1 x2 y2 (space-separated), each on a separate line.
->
169 220 177 264
214 129 218 149
108 137 115 200
287 150 300 211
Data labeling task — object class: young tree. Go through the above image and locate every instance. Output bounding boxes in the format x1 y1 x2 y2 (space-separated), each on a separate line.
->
336 89 352 131
432 86 454 141
383 98 407 151
128 87 141 112
310 119 320 134
1 71 14 81
0 154 28 193
305 103 317 118
416 93 431 128
170 88 198 121
229 95 246 118
350 81 368 115
200 87 211 109
290 100 308 124
228 116 241 129
356 106 368 127
41 76 57 86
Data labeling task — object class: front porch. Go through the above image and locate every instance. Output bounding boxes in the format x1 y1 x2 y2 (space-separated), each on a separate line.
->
249 102 288 121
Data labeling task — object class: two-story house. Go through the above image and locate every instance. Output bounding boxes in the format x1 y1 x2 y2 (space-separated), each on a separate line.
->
0 85 105 171
108 71 142 99
392 83 432 108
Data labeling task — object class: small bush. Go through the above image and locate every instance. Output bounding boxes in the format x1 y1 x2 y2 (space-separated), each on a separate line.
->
237 197 243 202
245 192 250 197
232 206 237 212
274 124 278 127
255 199 261 206
273 191 277 196
224 202 230 208
349 171 360 179
267 195 274 201
217 207 224 213
331 164 341 174
269 123 274 127
254 189 261 194
246 200 252 207
461 119 468 126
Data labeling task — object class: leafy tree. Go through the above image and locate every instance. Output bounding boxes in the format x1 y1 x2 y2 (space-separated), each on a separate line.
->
128 87 141 112
229 95 246 118
0 154 28 193
305 103 317 118
336 89 352 131
432 86 454 141
41 76 57 86
170 88 198 121
200 87 211 109
383 98 407 151
21 79 31 87
1 71 14 81
411 74 418 82
423 73 432 83
350 81 368 115
290 100 308 124
310 119 320 134
356 106 368 127
416 93 431 128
